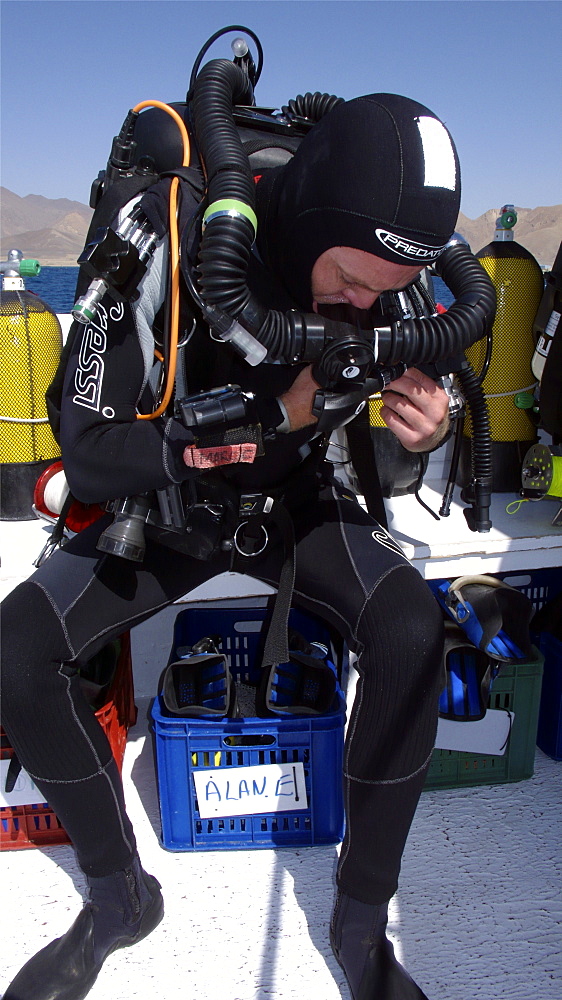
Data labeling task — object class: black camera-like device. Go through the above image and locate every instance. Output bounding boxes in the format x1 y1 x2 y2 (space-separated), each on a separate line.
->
176 384 258 438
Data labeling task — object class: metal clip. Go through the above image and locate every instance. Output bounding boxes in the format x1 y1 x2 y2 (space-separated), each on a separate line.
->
238 493 274 518
234 493 274 556
234 521 269 557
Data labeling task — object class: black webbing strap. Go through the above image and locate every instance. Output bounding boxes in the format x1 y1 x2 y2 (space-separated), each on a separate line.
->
33 490 77 568
233 497 296 670
256 441 335 668
85 175 159 242
345 407 388 529
258 499 297 671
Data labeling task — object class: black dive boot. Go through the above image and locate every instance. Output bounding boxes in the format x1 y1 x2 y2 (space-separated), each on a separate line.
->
4 854 164 1000
330 892 429 1000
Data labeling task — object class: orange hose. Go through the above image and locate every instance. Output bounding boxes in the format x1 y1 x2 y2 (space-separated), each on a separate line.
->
133 101 190 420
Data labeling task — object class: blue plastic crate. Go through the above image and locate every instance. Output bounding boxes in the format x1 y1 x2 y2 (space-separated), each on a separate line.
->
536 633 562 761
426 567 561 784
151 605 346 851
425 650 544 789
498 569 562 761
495 567 562 612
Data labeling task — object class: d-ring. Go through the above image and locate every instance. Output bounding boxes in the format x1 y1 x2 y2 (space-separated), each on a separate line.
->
234 521 269 557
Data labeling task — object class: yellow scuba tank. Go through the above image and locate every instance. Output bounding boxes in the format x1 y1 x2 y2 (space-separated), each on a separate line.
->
1 250 62 520
458 205 544 492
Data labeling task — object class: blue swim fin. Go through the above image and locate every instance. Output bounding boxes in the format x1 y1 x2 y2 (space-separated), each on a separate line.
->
431 575 534 663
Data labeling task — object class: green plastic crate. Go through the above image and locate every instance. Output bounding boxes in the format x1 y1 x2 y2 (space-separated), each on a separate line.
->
424 648 544 790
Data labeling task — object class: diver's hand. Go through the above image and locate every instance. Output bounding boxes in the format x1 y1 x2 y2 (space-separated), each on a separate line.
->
278 365 321 432
380 367 450 452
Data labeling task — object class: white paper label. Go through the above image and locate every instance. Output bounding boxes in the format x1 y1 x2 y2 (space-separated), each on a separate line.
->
0 759 45 807
193 761 308 819
435 709 514 756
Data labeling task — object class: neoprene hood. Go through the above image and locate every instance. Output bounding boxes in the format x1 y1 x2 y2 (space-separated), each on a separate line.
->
256 93 461 308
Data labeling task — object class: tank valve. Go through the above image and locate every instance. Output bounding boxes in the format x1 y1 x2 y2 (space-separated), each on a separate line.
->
1 249 41 290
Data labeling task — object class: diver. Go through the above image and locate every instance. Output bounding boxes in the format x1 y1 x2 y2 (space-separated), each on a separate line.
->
1 36 493 1000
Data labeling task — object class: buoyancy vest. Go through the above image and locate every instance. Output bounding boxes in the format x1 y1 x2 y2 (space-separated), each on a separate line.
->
44 111 307 444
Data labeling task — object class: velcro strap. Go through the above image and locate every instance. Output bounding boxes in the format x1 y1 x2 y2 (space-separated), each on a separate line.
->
184 443 257 468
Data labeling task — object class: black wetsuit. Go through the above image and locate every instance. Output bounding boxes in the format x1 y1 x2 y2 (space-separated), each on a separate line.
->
1 174 444 906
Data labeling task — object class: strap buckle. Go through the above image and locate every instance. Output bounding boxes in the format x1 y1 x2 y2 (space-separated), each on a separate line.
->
234 493 274 556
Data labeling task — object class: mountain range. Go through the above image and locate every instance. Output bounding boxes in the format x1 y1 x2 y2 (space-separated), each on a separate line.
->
1 187 561 268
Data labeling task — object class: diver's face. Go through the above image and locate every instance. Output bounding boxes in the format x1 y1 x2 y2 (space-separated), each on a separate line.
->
311 247 423 312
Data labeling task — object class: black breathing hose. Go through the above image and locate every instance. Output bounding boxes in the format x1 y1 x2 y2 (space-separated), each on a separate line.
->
191 59 255 203
191 58 496 368
192 65 347 357
190 55 496 531
281 91 344 122
380 244 496 365
191 59 259 322
455 363 492 531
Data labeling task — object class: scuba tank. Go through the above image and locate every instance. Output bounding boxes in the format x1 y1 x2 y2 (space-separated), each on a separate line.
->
457 205 544 492
0 250 62 520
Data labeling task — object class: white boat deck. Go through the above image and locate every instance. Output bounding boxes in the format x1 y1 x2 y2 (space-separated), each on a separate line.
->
1 483 561 1000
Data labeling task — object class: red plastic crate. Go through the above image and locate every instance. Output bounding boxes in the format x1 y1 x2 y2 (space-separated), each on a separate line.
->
1 632 136 851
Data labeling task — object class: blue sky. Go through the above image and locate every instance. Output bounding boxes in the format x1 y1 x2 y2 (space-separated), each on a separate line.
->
1 0 560 219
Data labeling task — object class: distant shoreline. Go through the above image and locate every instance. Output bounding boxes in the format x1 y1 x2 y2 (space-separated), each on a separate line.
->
4 188 559 270
37 260 80 268
34 257 555 272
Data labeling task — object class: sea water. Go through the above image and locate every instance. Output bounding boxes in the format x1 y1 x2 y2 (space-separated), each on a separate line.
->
31 266 80 314
29 267 455 315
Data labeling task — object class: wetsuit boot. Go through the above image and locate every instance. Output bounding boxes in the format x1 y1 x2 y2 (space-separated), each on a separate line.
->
4 853 164 1000
330 892 429 999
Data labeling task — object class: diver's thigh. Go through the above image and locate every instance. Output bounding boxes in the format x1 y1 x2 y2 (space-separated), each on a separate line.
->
26 514 231 661
292 482 411 616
